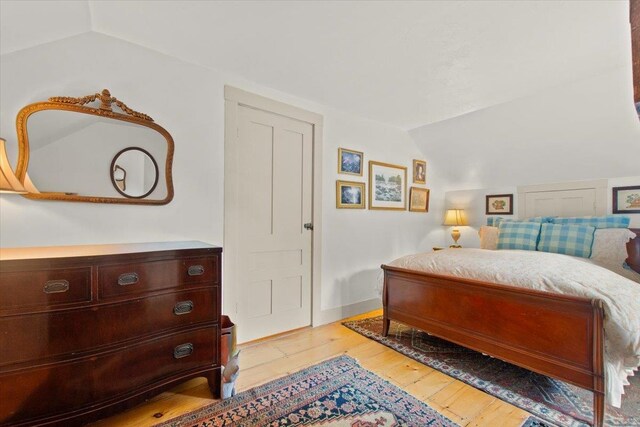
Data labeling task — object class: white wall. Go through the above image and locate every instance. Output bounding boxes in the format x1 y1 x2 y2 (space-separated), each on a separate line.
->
411 62 640 248
0 32 442 324
410 66 640 191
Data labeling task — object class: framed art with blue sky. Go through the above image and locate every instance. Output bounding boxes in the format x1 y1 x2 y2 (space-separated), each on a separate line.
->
336 180 365 209
338 148 363 176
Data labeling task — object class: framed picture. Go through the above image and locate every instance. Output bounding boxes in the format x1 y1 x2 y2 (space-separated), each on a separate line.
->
338 148 363 176
336 180 365 209
409 187 430 212
413 159 426 184
486 194 513 215
613 185 640 214
368 161 407 210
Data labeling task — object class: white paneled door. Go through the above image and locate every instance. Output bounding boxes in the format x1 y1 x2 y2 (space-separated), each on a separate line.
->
232 105 313 342
524 189 597 217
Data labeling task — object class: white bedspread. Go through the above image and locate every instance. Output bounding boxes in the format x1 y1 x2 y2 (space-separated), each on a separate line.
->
388 248 640 407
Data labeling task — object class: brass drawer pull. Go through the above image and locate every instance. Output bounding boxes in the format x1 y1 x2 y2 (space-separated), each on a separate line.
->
173 300 194 315
173 343 194 359
118 273 139 286
43 280 70 294
187 265 205 276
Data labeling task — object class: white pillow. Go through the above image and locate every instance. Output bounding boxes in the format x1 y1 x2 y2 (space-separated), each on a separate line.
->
590 228 636 268
479 226 499 250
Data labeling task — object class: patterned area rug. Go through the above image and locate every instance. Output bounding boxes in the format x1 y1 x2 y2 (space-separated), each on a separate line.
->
155 355 458 426
343 317 640 427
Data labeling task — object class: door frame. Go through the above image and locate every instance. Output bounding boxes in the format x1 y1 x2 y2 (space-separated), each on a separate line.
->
223 86 323 335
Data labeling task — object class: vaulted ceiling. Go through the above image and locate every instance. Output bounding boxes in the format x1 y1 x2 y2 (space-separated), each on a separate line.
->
0 1 633 129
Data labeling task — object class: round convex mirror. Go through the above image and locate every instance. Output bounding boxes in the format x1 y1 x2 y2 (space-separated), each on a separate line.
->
110 147 159 199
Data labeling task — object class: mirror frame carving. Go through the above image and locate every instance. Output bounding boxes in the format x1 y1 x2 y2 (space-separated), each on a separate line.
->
15 89 174 205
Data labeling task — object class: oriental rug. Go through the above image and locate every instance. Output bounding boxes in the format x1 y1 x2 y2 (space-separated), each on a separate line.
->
343 316 640 427
155 355 458 426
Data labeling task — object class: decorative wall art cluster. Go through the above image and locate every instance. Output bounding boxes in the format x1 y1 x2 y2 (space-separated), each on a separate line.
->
336 148 429 212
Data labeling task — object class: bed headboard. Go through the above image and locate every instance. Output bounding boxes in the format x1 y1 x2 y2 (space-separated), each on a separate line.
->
628 228 640 274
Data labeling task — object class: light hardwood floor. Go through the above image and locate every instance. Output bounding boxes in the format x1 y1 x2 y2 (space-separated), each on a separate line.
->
92 310 532 426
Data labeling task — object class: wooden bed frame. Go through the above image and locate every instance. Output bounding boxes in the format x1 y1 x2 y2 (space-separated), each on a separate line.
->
381 228 640 427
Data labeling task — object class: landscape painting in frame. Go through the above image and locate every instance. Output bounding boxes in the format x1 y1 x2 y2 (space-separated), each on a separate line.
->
486 194 513 215
369 161 407 210
413 159 426 184
338 148 363 176
409 187 429 212
336 180 365 209
613 185 640 214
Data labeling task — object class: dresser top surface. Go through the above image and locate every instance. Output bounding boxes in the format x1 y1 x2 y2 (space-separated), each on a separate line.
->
0 241 220 261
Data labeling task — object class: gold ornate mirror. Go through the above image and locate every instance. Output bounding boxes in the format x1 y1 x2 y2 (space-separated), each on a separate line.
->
15 89 174 204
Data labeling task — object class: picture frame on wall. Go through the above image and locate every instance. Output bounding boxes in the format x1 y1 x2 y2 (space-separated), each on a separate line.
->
613 185 640 214
413 160 426 184
338 148 364 176
486 194 513 215
369 161 407 210
336 180 365 209
409 187 430 212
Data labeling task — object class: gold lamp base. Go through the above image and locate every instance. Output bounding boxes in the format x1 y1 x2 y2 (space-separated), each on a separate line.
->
450 227 462 248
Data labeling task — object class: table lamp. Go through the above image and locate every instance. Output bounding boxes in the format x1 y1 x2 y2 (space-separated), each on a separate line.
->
443 209 468 248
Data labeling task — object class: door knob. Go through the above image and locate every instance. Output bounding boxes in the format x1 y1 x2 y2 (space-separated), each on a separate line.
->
304 223 313 230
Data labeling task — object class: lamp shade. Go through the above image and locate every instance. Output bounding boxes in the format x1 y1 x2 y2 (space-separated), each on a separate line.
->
0 138 27 194
443 209 468 226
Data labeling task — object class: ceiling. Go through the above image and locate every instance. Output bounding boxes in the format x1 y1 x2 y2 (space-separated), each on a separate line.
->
0 1 632 129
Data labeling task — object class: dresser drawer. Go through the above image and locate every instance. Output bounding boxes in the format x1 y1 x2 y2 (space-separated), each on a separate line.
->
0 267 91 312
0 326 217 424
98 256 217 299
0 288 219 367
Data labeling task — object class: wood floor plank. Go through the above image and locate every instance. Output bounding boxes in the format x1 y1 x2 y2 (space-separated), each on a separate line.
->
427 379 496 426
89 310 536 426
403 369 456 400
382 358 434 387
467 399 531 427
238 342 286 370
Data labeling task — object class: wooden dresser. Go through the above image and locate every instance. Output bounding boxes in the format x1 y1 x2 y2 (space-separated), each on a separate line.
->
0 241 221 426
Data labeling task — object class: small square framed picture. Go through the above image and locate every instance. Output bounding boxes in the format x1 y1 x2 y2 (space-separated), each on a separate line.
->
612 185 640 214
338 148 364 176
413 159 426 184
336 180 365 209
409 187 430 212
486 194 513 215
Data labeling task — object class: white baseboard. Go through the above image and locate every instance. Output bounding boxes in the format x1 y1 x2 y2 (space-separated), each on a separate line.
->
315 298 382 326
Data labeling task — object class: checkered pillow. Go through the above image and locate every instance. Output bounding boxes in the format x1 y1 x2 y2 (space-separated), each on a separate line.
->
488 216 553 227
497 222 541 251
551 215 630 229
537 223 596 258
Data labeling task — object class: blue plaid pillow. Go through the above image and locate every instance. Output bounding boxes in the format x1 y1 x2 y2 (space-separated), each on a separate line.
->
497 222 541 251
537 223 596 258
488 216 553 227
487 217 500 227
551 215 630 229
